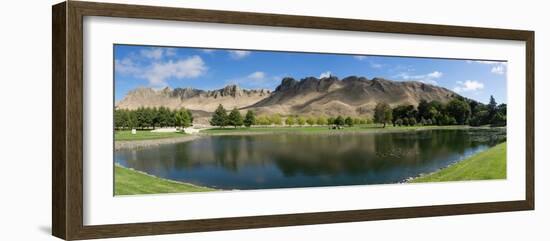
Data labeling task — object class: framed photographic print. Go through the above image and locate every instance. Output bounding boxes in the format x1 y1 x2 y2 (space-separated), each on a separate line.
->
52 1 534 240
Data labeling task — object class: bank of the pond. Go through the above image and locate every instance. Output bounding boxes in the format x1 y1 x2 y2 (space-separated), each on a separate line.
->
115 135 203 150
115 129 189 141
201 125 476 136
410 142 507 183
115 165 215 195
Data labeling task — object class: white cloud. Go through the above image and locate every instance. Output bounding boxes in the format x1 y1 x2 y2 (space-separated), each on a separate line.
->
116 55 207 87
115 58 140 75
227 71 278 89
395 71 443 85
201 49 216 53
491 65 505 75
228 50 251 59
354 56 367 60
143 56 206 86
319 71 332 79
140 48 164 60
427 71 443 78
453 80 484 93
248 71 266 80
467 60 507 75
138 47 177 60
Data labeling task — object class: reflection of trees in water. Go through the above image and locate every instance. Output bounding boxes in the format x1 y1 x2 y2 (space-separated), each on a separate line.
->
118 129 506 178
271 129 505 177
123 144 182 174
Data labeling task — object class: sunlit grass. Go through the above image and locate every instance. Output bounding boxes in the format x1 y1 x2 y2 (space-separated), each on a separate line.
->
411 142 506 183
115 130 187 141
115 165 214 195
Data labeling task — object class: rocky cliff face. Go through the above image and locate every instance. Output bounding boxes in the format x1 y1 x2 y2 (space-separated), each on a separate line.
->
116 76 459 119
250 76 457 116
116 85 271 112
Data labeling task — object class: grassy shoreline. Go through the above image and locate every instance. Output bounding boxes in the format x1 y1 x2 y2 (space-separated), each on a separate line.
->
115 165 214 195
410 142 507 183
201 125 475 135
115 129 187 141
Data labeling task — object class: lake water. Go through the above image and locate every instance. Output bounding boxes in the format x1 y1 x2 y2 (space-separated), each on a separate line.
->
115 129 506 190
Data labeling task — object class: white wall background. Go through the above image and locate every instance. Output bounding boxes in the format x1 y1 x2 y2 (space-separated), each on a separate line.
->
0 0 547 240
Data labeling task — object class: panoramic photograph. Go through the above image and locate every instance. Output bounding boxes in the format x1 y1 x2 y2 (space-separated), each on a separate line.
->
113 44 507 195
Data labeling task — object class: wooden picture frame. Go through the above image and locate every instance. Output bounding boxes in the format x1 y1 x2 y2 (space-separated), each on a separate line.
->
52 1 534 240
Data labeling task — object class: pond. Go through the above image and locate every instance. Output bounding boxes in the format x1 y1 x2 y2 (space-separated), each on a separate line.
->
115 129 506 190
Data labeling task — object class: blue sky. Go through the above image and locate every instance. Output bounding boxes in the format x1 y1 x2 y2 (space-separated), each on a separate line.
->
114 44 507 104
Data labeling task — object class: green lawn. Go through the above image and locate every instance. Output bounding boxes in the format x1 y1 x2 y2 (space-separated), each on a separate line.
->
202 125 471 135
115 165 214 195
115 130 187 141
411 142 506 183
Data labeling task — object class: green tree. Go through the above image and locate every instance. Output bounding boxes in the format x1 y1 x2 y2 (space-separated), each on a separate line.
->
374 102 392 128
244 110 256 127
297 116 306 126
492 112 506 127
344 116 353 127
149 107 159 129
316 116 328 126
470 109 488 126
491 103 507 126
446 98 471 125
426 118 433 125
114 109 127 129
497 103 507 116
135 107 150 129
334 115 345 127
327 117 335 125
175 108 192 129
127 110 137 129
419 117 427 126
408 117 417 126
487 95 498 121
366 118 374 124
392 104 415 124
395 118 403 126
210 104 228 128
256 115 270 125
285 116 295 126
228 108 243 128
270 114 282 125
151 107 159 129
157 107 172 128
417 99 430 120
306 116 316 126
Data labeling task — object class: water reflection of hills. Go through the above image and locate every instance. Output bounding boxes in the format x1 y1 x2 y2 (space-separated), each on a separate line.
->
117 129 505 188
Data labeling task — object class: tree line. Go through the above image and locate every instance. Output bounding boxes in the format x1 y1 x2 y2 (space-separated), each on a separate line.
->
210 104 374 128
115 95 506 130
114 106 193 130
373 95 506 128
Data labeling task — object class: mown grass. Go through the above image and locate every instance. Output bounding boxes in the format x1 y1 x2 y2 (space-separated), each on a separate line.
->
202 125 471 135
411 142 506 183
115 130 187 141
114 165 214 195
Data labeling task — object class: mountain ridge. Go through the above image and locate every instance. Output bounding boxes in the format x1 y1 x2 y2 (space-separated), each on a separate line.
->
116 76 460 123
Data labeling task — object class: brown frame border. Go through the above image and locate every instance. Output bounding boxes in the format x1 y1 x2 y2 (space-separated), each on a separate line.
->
52 1 535 240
